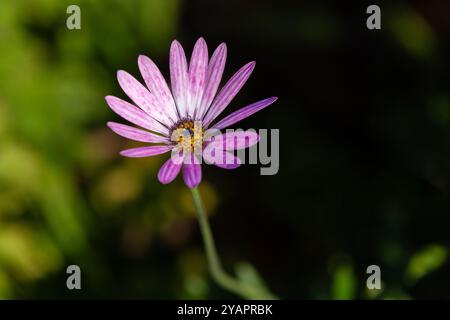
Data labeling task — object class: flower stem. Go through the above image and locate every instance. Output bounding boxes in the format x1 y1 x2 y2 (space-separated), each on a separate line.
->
190 187 277 300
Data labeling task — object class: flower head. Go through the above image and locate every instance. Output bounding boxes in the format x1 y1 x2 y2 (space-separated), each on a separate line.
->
106 38 277 188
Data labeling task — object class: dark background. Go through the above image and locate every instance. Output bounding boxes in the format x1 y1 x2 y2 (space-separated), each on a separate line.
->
0 0 449 299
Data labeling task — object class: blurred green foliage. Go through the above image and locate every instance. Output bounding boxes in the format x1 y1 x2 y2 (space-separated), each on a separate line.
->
0 0 212 299
330 258 357 300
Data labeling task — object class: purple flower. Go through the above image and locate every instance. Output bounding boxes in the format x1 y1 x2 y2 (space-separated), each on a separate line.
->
106 38 277 188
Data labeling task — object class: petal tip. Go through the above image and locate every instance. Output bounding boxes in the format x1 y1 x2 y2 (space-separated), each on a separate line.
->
157 178 170 185
243 61 256 73
137 54 148 63
223 164 241 170
182 163 202 189
105 95 116 104
116 70 128 81
171 39 181 48
216 42 227 54
119 150 129 157
186 180 201 189
157 173 171 185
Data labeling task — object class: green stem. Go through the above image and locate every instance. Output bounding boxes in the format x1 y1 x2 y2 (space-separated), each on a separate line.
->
190 187 277 300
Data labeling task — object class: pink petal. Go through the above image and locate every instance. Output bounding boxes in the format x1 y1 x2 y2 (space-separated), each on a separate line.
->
170 40 189 118
203 148 241 169
138 55 179 122
182 162 202 189
120 145 172 158
206 131 259 151
197 43 227 120
157 152 183 184
107 122 169 143
105 96 169 135
117 70 175 126
203 61 255 127
188 37 208 118
211 97 278 130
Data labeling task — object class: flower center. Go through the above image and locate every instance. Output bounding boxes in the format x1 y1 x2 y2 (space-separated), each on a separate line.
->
170 119 204 153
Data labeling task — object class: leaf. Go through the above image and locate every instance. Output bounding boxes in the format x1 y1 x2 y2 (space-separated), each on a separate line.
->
235 262 272 295
331 263 356 300
405 244 447 284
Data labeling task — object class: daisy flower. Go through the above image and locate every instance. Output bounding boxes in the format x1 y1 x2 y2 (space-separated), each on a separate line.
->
106 37 277 188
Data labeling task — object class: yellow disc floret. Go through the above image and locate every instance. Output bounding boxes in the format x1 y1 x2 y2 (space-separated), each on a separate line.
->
170 119 204 153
